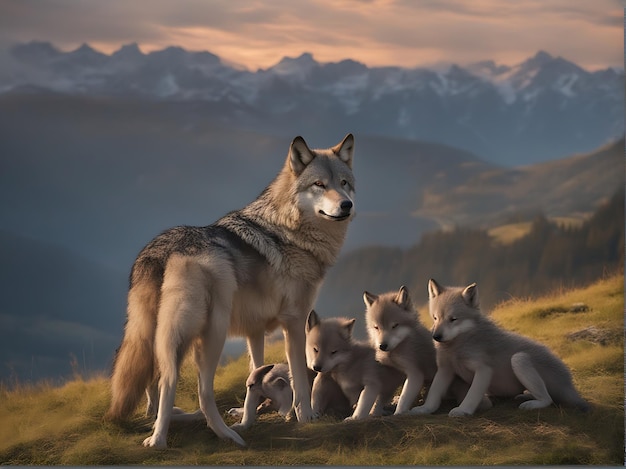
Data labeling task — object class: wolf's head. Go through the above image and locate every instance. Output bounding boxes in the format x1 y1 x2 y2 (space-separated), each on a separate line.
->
305 310 355 373
246 364 292 416
289 134 355 223
428 279 480 343
363 286 416 352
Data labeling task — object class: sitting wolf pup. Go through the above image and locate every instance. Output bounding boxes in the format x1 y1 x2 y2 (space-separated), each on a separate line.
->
363 286 437 414
410 279 590 417
305 310 404 420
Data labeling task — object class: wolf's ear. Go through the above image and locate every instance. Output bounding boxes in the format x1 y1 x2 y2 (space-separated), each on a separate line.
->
341 318 356 338
290 136 316 176
394 285 412 310
462 283 479 308
332 133 354 168
428 279 443 299
306 310 320 332
269 376 289 390
363 291 378 307
247 363 275 387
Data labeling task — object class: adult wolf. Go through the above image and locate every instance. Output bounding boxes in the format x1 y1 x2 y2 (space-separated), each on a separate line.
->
106 134 356 448
410 279 589 417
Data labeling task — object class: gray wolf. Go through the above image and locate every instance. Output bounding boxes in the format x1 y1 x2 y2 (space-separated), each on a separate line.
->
305 310 405 420
105 134 356 448
410 279 590 417
229 362 351 429
364 286 437 414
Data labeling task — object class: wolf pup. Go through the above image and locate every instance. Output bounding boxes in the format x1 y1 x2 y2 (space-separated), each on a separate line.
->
305 310 405 420
106 134 355 448
229 364 300 430
229 363 351 429
410 279 590 417
364 286 437 414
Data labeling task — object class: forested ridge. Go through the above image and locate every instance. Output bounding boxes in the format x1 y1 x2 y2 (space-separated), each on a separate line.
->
320 187 624 331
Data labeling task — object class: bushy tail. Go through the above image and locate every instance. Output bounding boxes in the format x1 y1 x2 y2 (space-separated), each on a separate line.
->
105 271 160 422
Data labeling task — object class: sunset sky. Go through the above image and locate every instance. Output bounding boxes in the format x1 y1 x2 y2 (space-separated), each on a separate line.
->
0 0 622 71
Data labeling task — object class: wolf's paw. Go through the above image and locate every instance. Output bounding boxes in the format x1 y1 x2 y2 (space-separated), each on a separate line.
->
220 427 247 447
230 422 248 433
293 404 314 423
142 434 167 449
408 405 433 415
519 399 551 410
343 415 357 422
448 406 471 417
227 407 244 418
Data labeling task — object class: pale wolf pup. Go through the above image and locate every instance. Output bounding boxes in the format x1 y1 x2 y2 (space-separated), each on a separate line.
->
229 364 299 429
106 134 356 448
305 310 405 420
410 279 590 417
229 363 351 429
364 286 437 414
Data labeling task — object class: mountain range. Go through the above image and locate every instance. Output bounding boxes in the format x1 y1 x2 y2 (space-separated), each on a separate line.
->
0 40 622 385
0 41 622 165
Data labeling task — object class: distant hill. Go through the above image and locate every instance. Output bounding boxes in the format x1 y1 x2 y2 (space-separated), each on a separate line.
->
1 42 622 165
414 137 624 229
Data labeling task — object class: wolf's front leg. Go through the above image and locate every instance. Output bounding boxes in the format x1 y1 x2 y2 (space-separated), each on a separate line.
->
230 388 262 432
283 320 314 422
346 385 379 420
449 364 493 417
410 366 455 415
395 371 425 414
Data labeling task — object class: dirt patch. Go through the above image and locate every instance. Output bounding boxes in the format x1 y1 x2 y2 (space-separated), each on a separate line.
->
566 326 622 346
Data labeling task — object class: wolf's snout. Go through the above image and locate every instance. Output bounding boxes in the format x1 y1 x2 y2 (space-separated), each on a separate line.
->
340 200 353 211
432 333 443 342
379 343 388 351
313 364 322 372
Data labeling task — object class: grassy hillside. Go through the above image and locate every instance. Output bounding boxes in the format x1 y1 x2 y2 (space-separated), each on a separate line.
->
415 138 624 230
0 275 623 465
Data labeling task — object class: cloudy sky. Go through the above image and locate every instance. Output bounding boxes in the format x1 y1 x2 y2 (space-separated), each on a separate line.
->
0 0 622 70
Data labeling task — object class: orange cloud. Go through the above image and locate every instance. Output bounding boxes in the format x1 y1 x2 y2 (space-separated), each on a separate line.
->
1 0 621 70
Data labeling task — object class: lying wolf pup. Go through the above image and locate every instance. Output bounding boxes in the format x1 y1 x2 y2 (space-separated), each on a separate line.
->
410 279 590 417
229 363 351 429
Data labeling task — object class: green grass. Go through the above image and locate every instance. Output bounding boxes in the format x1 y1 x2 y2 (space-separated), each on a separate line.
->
1 275 623 465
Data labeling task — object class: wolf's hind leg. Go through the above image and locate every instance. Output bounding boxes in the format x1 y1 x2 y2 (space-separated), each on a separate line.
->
247 332 265 371
145 381 158 418
511 352 553 410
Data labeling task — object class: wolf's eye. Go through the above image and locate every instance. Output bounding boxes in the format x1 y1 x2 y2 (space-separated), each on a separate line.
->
341 179 348 187
330 350 338 355
313 347 319 353
449 317 457 323
373 325 379 330
313 180 325 188
391 323 398 329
